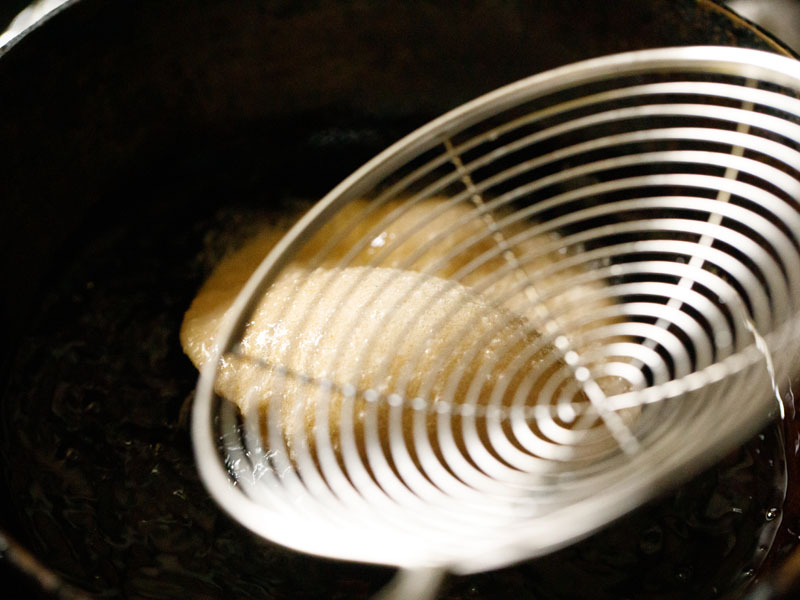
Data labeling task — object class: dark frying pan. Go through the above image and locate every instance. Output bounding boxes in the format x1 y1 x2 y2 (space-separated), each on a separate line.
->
1 1 799 598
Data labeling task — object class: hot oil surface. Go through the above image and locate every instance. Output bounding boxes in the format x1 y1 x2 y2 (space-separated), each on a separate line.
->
0 201 794 599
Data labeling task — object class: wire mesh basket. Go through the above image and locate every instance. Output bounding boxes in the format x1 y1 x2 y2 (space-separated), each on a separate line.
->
191 46 800 581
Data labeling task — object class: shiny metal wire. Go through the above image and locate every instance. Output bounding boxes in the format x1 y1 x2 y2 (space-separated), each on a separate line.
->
193 47 800 578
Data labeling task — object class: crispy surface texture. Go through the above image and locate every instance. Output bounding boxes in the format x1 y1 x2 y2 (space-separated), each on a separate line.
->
181 198 634 462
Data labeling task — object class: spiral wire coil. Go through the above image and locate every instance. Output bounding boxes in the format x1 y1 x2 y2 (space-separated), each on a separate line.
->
193 47 800 575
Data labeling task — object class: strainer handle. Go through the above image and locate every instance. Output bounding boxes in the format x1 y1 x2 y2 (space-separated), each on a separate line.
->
373 567 446 600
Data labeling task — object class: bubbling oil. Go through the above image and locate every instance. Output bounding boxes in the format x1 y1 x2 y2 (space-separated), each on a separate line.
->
0 200 794 599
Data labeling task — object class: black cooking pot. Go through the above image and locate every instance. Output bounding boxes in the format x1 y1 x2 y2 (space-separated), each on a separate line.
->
1 1 799 598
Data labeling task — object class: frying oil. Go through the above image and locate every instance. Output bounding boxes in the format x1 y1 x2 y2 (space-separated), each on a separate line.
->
0 202 794 599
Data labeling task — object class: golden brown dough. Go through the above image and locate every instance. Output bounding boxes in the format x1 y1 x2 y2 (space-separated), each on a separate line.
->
181 197 613 367
213 266 555 458
181 197 635 463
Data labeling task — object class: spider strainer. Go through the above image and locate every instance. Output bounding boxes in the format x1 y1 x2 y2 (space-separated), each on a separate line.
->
192 46 800 596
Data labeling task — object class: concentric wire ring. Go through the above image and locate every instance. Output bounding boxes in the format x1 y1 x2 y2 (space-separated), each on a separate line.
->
193 46 800 574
